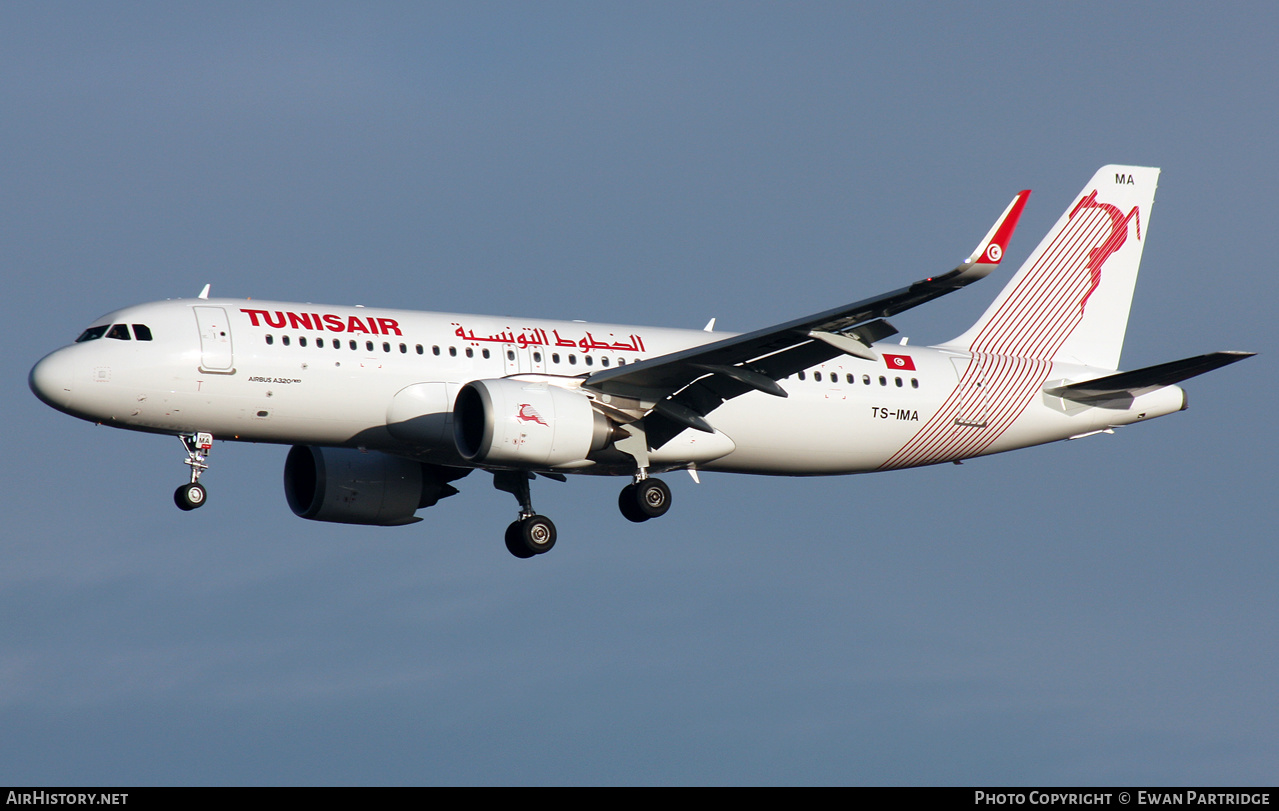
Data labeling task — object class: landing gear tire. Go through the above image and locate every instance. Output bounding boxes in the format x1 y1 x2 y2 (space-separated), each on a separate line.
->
505 515 557 558
174 482 207 511
618 484 649 523
620 478 671 522
505 522 536 559
637 478 671 518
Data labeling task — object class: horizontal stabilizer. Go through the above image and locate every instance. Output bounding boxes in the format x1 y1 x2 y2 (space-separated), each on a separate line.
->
1045 351 1254 404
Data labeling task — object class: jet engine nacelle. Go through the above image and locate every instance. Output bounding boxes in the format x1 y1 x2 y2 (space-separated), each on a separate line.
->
453 379 611 467
283 445 464 526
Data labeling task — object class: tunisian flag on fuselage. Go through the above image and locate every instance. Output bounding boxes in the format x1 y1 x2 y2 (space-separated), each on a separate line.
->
883 353 916 371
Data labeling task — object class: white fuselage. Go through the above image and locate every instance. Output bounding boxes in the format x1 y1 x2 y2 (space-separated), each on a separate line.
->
29 297 1186 477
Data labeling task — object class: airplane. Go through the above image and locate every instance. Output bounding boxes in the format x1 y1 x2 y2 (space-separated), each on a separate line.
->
29 165 1252 559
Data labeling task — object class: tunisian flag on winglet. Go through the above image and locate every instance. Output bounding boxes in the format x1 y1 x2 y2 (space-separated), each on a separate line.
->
883 354 916 371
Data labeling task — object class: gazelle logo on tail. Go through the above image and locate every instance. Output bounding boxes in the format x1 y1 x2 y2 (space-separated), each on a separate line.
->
1070 189 1142 313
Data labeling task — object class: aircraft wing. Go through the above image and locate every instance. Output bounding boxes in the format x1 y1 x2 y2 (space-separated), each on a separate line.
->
584 189 1030 447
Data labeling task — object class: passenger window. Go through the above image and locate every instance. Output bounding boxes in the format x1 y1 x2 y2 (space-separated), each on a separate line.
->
106 324 131 340
299 337 308 347
533 352 542 363
879 376 886 386
282 335 291 346
895 377 902 387
449 346 457 357
465 347 474 358
482 348 490 359
349 340 357 350
132 325 152 341
382 342 391 353
416 345 424 355
432 346 441 356
911 378 919 389
552 353 560 364
846 373 854 384
585 355 593 366
507 350 515 361
798 371 806 380
618 358 626 366
400 343 407 354
568 354 577 365
75 326 108 342
265 334 274 345
365 341 374 352
601 356 610 367
863 375 871 385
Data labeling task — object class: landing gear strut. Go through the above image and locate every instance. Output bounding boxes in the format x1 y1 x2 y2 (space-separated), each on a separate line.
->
618 473 671 523
174 432 213 511
493 470 557 558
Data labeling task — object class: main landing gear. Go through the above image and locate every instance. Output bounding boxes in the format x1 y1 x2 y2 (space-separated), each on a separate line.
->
493 469 675 559
493 470 557 559
174 432 213 511
618 475 671 523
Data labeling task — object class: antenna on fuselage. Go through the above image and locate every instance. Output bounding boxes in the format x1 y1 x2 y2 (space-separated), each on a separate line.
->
198 284 211 300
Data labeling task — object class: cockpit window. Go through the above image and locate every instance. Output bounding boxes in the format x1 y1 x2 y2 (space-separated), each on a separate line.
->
75 325 108 343
106 324 131 340
132 324 152 341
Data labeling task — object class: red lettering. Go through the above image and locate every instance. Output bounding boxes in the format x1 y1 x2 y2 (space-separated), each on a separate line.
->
240 308 403 339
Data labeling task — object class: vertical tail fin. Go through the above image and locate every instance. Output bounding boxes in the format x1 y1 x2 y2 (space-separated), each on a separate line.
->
946 165 1160 370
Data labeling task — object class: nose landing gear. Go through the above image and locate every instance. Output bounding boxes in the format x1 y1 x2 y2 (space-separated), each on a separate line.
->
173 432 213 511
174 481 207 511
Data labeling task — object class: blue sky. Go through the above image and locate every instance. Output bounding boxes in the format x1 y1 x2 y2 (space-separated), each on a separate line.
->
3 2 1275 785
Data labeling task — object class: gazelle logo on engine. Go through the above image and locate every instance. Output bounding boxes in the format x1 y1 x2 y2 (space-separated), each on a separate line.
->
516 403 548 425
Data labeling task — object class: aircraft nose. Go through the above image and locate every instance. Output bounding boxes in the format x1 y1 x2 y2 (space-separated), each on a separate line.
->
29 347 80 412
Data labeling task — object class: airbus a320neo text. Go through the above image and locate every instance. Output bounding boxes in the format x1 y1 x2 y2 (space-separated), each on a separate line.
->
30 166 1251 558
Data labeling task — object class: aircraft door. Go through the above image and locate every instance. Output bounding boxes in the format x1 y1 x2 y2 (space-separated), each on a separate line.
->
950 356 988 428
194 306 234 373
